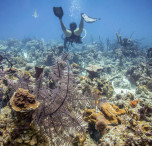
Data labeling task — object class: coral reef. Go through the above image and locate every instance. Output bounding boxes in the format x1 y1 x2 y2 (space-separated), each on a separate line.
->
100 103 126 125
71 62 80 74
0 54 88 145
10 88 39 114
44 51 55 66
126 62 152 89
116 32 139 58
0 106 50 146
77 74 114 99
130 100 139 108
86 64 102 79
83 108 107 142
95 115 107 135
0 37 152 145
83 102 126 143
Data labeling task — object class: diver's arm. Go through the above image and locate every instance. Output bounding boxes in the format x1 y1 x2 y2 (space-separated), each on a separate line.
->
74 17 84 36
59 19 72 37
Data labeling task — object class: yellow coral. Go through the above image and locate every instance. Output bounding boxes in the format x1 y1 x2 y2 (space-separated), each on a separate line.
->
83 103 126 127
142 123 152 136
83 108 102 124
100 103 118 125
136 85 149 94
71 62 79 68
75 132 86 146
5 67 16 73
100 103 126 125
80 76 86 81
23 71 31 80
113 104 126 115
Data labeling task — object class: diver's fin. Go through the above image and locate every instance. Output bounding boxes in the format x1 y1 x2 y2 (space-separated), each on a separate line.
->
81 13 100 23
53 7 64 19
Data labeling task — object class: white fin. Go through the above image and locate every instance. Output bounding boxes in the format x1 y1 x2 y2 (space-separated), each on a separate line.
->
82 13 100 23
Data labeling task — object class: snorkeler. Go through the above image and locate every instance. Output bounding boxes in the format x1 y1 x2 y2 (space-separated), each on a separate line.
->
53 7 83 51
53 7 100 51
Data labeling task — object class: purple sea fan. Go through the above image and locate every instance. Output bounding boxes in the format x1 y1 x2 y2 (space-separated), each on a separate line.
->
1 53 87 145
34 54 87 145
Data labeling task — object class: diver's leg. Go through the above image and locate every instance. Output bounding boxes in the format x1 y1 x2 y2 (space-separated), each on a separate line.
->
64 39 68 51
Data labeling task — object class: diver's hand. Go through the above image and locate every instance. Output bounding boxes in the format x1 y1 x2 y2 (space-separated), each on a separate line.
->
53 7 63 19
58 15 63 19
81 13 85 20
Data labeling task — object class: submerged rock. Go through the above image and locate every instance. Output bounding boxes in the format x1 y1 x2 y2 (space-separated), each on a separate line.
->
86 64 102 79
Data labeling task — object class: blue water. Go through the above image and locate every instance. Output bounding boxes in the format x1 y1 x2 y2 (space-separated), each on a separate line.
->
0 0 152 45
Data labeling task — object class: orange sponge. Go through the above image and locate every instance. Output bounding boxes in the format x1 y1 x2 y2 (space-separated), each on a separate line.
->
130 100 139 108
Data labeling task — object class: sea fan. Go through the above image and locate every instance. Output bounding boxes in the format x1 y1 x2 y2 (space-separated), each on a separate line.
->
34 54 86 145
1 53 87 145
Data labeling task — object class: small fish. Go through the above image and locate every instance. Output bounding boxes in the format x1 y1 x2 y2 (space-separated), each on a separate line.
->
32 10 39 18
82 13 100 23
94 100 98 105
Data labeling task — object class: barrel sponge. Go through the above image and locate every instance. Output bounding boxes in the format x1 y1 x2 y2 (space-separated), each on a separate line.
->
10 88 39 112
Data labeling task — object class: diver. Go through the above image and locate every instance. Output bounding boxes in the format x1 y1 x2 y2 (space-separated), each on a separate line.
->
53 7 83 51
147 48 152 59
53 7 100 51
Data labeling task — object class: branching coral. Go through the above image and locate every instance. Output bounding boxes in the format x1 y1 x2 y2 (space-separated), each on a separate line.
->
0 54 13 71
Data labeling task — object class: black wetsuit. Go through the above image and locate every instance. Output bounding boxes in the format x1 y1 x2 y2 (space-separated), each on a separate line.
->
64 31 82 51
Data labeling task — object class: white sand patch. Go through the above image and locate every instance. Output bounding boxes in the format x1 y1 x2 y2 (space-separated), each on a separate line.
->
114 87 136 95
